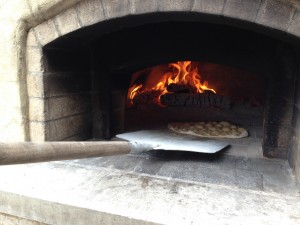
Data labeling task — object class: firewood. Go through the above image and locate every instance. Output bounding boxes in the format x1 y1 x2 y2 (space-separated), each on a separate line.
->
160 93 231 109
132 90 161 105
166 83 195 93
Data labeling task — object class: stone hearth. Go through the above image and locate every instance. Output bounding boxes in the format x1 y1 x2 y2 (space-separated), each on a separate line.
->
0 144 299 225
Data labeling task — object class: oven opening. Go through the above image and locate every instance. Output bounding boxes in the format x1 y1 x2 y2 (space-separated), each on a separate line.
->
124 61 265 133
44 19 297 159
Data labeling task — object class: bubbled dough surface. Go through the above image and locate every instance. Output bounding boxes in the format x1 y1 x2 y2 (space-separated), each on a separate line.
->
168 121 248 138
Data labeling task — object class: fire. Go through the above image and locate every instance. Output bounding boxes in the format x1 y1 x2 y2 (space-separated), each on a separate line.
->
128 84 143 103
128 61 216 105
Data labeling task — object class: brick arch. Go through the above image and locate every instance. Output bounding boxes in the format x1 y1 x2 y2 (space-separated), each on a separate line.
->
26 0 300 141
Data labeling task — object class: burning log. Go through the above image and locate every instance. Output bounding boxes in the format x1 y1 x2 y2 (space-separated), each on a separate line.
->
166 83 195 93
160 93 231 109
132 90 161 105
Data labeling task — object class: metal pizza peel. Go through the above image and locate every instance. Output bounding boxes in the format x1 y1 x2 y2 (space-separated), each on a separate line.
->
0 130 228 165
116 130 229 154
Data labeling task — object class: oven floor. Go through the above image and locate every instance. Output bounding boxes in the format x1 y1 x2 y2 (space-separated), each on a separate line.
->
0 139 299 224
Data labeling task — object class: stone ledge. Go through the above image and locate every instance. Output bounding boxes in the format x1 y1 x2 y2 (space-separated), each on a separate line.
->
0 156 298 225
0 212 47 225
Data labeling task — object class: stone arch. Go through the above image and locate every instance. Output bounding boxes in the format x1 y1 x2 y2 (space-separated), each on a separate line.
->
25 0 300 141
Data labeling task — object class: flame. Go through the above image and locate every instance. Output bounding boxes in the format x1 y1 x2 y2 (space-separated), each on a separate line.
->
128 84 143 103
128 61 216 106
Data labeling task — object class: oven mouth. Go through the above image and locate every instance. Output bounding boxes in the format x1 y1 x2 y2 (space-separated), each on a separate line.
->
124 60 265 131
42 19 298 160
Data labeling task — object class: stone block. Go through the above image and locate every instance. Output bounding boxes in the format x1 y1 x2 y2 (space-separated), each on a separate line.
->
292 107 300 136
289 136 300 181
288 132 297 167
72 157 112 168
54 8 81 35
47 113 92 141
265 102 294 125
294 77 300 108
158 0 193 11
26 47 44 72
235 169 263 190
28 97 49 121
62 130 92 141
226 144 261 158
130 0 158 14
223 0 261 21
48 94 91 120
29 121 47 141
0 212 47 225
27 0 82 25
263 125 291 149
44 49 90 73
26 29 39 47
288 10 300 37
43 72 90 97
75 0 105 27
256 0 295 31
263 147 288 159
101 0 131 19
157 160 237 186
100 155 141 171
34 19 60 46
235 157 283 174
294 166 300 183
262 168 299 193
192 0 226 14
27 73 45 97
268 80 295 104
133 157 165 175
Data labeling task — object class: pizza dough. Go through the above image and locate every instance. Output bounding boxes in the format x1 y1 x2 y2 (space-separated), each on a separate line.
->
168 121 248 138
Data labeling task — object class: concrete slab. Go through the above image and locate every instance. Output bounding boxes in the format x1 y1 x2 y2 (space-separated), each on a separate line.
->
0 141 299 224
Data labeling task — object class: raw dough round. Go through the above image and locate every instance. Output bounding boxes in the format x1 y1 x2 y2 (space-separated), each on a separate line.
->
168 121 248 138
